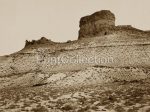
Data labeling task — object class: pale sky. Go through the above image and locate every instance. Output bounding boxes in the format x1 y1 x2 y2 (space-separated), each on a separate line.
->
0 0 150 56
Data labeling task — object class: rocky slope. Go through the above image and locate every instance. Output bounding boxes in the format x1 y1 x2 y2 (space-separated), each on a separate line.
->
1 10 150 112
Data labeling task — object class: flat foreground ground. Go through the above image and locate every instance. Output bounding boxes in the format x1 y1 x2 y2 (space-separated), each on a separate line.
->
0 80 150 112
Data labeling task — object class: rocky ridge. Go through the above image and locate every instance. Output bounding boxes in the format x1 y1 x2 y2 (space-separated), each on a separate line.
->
1 10 150 88
1 10 150 112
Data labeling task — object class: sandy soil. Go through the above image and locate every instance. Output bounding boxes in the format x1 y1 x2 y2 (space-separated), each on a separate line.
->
0 79 150 112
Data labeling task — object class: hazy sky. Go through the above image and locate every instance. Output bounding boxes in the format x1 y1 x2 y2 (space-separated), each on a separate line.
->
0 0 150 56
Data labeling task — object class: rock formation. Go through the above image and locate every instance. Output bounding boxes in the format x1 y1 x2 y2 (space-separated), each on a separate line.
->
1 10 150 88
1 10 150 112
78 10 150 39
25 37 55 47
78 10 115 38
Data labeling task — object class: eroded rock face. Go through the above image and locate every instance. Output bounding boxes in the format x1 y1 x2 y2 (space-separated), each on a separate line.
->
1 10 150 89
25 37 55 48
78 10 115 39
79 10 115 27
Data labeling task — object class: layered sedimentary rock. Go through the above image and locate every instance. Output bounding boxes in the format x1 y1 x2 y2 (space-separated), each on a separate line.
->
78 10 115 39
78 10 150 39
1 10 150 112
1 10 150 88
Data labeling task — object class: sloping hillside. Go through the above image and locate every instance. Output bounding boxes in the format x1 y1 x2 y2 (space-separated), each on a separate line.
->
1 10 150 112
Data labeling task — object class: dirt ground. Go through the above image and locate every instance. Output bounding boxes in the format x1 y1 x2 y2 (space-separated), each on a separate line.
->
0 79 150 112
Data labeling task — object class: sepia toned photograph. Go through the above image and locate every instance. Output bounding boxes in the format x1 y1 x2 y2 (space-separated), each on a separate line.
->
0 0 150 112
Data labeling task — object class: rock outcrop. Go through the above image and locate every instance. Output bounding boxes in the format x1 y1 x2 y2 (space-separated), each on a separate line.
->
78 10 115 39
1 10 150 89
1 10 150 112
25 37 55 48
78 10 150 39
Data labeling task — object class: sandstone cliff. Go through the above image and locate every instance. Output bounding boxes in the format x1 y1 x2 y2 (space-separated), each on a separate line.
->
79 10 115 38
78 10 150 39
